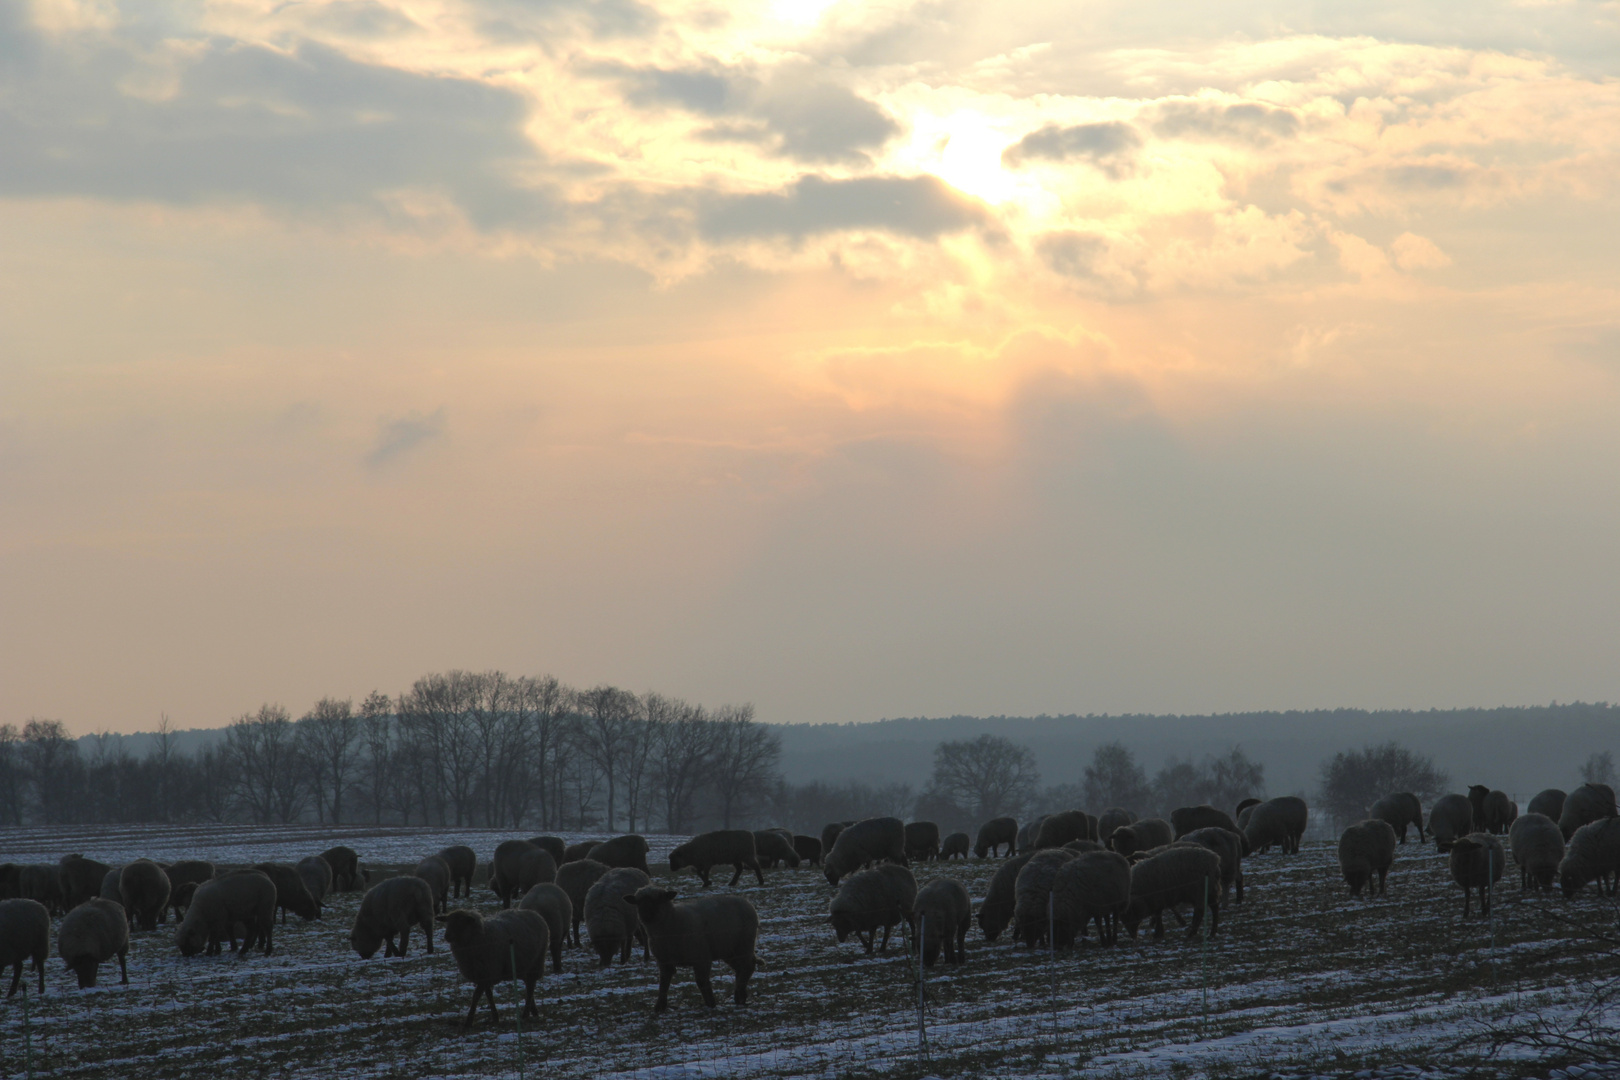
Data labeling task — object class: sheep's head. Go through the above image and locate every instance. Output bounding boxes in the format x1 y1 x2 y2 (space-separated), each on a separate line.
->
629 886 678 924
64 953 99 988
1559 866 1587 899
176 919 209 957
350 925 383 959
667 848 688 874
829 910 853 942
436 909 484 948
1468 785 1490 800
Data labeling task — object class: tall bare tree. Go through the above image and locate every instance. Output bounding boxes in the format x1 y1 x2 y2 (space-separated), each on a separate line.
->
1318 741 1448 828
22 718 82 824
359 691 392 826
1083 742 1152 812
516 675 572 830
224 704 303 824
575 685 639 830
298 697 361 825
652 699 716 832
0 724 22 826
397 672 479 826
925 734 1040 821
707 704 780 829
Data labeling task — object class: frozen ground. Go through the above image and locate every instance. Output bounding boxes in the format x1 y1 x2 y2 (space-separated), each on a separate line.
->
1 825 1617 1079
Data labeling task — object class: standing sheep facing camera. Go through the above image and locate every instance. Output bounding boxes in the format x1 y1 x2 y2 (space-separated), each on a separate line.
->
940 832 971 860
1560 783 1618 840
177 871 277 958
585 867 652 967
630 887 759 1010
1429 794 1474 853
517 883 571 974
669 831 764 888
974 817 1018 858
0 899 50 997
437 908 548 1029
1337 820 1397 897
1558 818 1620 899
824 817 907 886
436 846 477 899
912 877 971 966
1449 832 1506 917
904 821 941 862
752 831 801 870
119 860 172 931
59 898 128 989
1370 793 1426 845
350 875 436 959
1510 812 1564 892
829 864 916 954
1122 845 1222 941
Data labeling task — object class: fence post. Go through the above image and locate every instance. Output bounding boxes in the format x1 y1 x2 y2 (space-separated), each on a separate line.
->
510 943 523 1080
1200 874 1211 1038
22 976 34 1080
916 912 927 1057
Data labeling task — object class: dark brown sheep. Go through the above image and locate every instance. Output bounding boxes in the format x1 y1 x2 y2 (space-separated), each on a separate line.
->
940 832 971 860
556 858 611 947
119 859 172 931
1177 827 1245 903
792 835 823 867
670 831 764 888
491 839 539 907
977 851 1035 941
1244 799 1305 855
1560 783 1618 840
584 867 652 967
516 882 571 974
58 855 112 911
1033 810 1090 850
1428 794 1474 853
164 861 214 921
350 875 436 958
1527 789 1566 822
1510 812 1564 892
1013 849 1079 948
1170 805 1239 839
589 835 651 874
904 821 942 862
437 846 477 899
821 821 853 857
18 865 61 914
319 847 365 892
630 887 759 1010
1449 832 1506 916
1482 790 1517 835
252 862 320 923
296 855 332 915
1337 819 1397 897
752 830 801 869
829 864 916 954
515 848 558 898
1108 818 1172 858
0 898 49 997
414 855 452 914
1558 818 1620 899
437 908 547 1029
0 864 20 901
974 817 1018 858
563 840 599 863
1096 809 1137 846
1369 793 1426 845
1049 850 1132 948
178 871 277 958
525 836 567 865
912 877 971 966
824 817 908 886
59 898 128 988
1122 845 1221 940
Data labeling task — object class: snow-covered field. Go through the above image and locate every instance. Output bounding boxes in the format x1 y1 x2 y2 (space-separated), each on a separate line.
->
1 825 1616 1079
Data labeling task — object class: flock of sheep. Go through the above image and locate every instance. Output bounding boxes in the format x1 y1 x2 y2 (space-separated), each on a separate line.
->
0 778 1616 1028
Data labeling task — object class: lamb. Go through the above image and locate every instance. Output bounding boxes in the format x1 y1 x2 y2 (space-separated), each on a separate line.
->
1033 810 1090 849
1170 805 1239 839
792 835 823 867
630 886 759 1009
1108 818 1172 858
669 830 764 888
350 875 436 958
752 830 801 870
940 832 971 860
18 865 61 914
977 851 1036 941
912 877 971 966
1558 818 1620 899
490 840 543 907
1527 789 1566 822
0 899 49 997
1560 783 1619 840
413 855 453 914
974 817 1018 858
1049 850 1132 948
437 846 477 899
1449 832 1506 916
525 836 567 865
1096 809 1137 846
590 835 651 874
58 898 128 988
556 859 611 947
1337 820 1397 897
437 908 548 1029
584 867 652 967
296 855 333 915
1429 794 1475 853
119 859 172 931
1121 844 1222 940
1509 812 1564 892
1013 849 1080 948
516 883 572 974
563 840 599 863
252 862 320 923
824 817 908 886
177 870 277 958
828 864 916 954
1017 818 1045 853
1177 827 1245 903
319 847 365 892
1482 790 1517 835
1369 793 1426 844
58 854 112 911
904 821 942 862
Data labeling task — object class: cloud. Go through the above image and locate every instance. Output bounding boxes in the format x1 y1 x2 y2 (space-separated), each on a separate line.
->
366 408 447 468
1390 232 1452 271
476 0 660 42
1001 121 1141 177
697 174 988 240
1154 101 1300 145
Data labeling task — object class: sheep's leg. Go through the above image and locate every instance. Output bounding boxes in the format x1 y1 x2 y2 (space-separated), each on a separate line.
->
859 930 873 954
693 961 717 1008
522 976 538 1018
728 863 743 887
461 990 482 1029
752 859 764 886
399 925 411 957
879 924 891 953
732 955 754 1004
654 962 676 1011
637 924 650 961
6 962 19 998
551 935 563 974
117 950 128 985
1151 911 1165 940
384 934 397 958
263 919 274 957
422 919 435 954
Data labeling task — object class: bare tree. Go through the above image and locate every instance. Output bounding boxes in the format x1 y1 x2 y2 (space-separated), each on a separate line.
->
1318 741 1448 828
653 700 717 833
516 675 572 830
1581 751 1616 789
575 685 640 831
707 704 780 829
925 734 1040 821
298 697 361 825
148 714 178 823
1152 747 1266 815
224 704 304 824
0 724 22 826
22 718 82 824
359 691 392 826
1083 741 1153 812
397 672 479 826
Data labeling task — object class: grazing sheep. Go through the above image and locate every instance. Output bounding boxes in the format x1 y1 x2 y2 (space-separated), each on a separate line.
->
563 841 599 863
630 886 759 1009
669 831 765 888
1449 832 1506 916
437 846 477 899
977 851 1036 942
491 839 538 907
413 855 452 914
584 867 652 967
252 862 320 923
437 908 547 1029
792 835 823 867
556 859 611 947
320 847 364 892
820 822 848 857
1016 818 1045 853
1122 845 1222 940
0 899 49 997
824 817 908 886
1049 850 1132 948
1234 797 1262 820
178 871 277 958
590 835 651 874
58 898 128 989
517 883 572 974
1177 827 1245 903
100 868 123 903
1063 839 1104 853
1429 794 1475 853
752 831 802 870
1337 820 1398 898
904 821 942 862
1560 783 1619 840
1369 793 1426 845
296 855 333 915
974 817 1018 858
912 877 972 966
349 875 436 959
940 832 971 860
1527 789 1566 822
1483 790 1517 835
829 864 917 954
1170 805 1239 839
525 836 567 865
1558 818 1620 899
119 860 172 931
1013 849 1080 948
1108 818 1173 858
1509 812 1565 892
1034 811 1091 850
163 861 214 922
18 865 61 914
58 855 112 911
1096 809 1137 846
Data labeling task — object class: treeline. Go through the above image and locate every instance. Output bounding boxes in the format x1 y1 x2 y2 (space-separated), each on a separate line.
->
0 671 782 832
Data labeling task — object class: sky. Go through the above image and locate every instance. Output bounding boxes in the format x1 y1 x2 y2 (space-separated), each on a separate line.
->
2 0 1619 736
